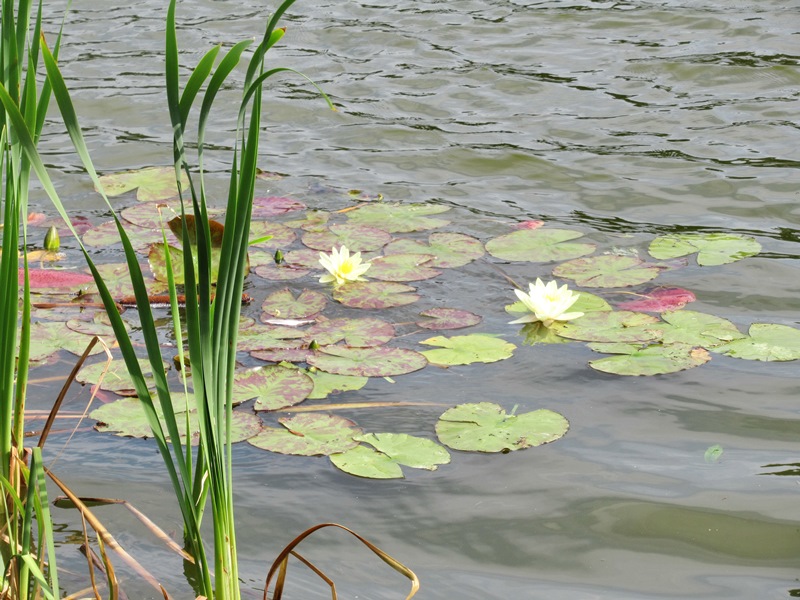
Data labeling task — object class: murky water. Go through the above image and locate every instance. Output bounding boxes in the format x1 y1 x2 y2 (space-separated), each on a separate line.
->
32 0 800 598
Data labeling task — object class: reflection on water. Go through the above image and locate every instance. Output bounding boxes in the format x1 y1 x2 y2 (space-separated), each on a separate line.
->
32 0 800 598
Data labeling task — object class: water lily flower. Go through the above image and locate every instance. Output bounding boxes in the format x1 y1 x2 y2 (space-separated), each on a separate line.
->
319 245 371 285
509 278 583 327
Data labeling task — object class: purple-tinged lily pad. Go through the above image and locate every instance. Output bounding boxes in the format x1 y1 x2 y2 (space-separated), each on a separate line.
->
649 232 761 266
301 223 392 253
89 262 168 300
346 203 450 233
233 365 314 411
98 166 188 202
588 342 711 376
383 233 484 268
368 254 441 282
253 263 310 281
416 308 482 331
551 310 662 343
250 347 318 363
420 334 515 366
306 317 395 347
616 287 696 312
248 413 362 456
333 281 420 309
84 220 165 253
237 322 307 353
485 228 595 263
261 288 326 320
283 210 331 232
249 221 296 249
252 196 306 218
554 255 663 288
307 346 428 377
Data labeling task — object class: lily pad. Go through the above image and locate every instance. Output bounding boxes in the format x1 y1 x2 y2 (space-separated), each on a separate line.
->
436 402 569 453
506 290 611 320
168 215 225 248
307 346 428 377
261 288 327 320
27 321 107 362
553 255 663 288
416 308 482 331
306 369 369 399
83 220 165 253
650 310 746 349
518 322 573 346
98 166 189 202
485 228 595 263
248 413 362 456
333 281 420 309
301 223 392 253
368 254 442 282
25 268 95 291
420 334 516 366
252 196 306 219
331 433 451 479
551 310 662 343
249 221 297 249
77 357 169 396
237 322 307 353
148 242 224 285
649 232 761 266
616 287 696 312
233 365 314 411
306 317 395 347
383 232 484 268
713 324 800 361
89 262 168 299
587 343 711 376
346 203 450 233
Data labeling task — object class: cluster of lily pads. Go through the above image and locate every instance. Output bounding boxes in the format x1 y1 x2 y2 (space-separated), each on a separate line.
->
22 166 800 478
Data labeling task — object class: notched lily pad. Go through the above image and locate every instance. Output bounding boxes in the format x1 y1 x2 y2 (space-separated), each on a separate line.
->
552 310 662 343
436 402 569 453
233 365 314 411
305 369 369 399
383 232 484 268
714 324 800 361
98 166 189 202
248 413 361 456
77 357 169 395
416 308 482 331
368 254 441 282
261 288 326 320
331 433 451 479
650 310 746 349
553 255 663 288
588 342 711 376
306 317 395 347
307 346 428 377
301 223 392 253
333 281 420 309
420 334 515 366
485 228 595 263
346 203 450 233
649 232 761 266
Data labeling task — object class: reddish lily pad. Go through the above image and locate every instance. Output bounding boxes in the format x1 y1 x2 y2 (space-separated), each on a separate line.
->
416 308 482 331
554 255 663 288
98 166 189 202
616 287 696 312
249 221 297 249
649 232 761 266
346 203 450 233
251 347 318 363
24 268 95 291
301 223 392 253
248 413 362 456
551 310 662 343
306 318 395 347
333 281 420 309
233 365 314 411
261 288 326 320
588 343 711 376
485 228 595 263
368 254 441 282
383 233 484 268
420 334 515 366
168 215 225 248
252 196 306 218
307 346 428 377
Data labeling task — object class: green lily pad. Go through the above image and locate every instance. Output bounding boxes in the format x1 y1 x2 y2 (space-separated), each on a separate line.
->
307 346 428 377
305 369 369 399
27 321 107 362
284 209 331 231
237 322 307 353
148 242 225 285
83 220 165 253
301 223 392 253
416 308 482 331
649 232 761 266
248 413 362 456
506 290 611 319
650 310 746 349
233 365 314 411
346 203 450 233
553 255 663 288
383 232 484 268
77 357 169 396
368 254 441 282
306 317 395 347
485 228 595 263
261 288 327 320
551 310 662 343
713 324 800 361
331 433 451 479
436 402 569 453
249 221 297 249
588 343 711 376
98 166 189 202
333 281 420 309
518 322 573 346
420 334 516 366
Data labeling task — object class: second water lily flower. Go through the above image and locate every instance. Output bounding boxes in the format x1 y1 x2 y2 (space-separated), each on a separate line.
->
319 245 371 285
509 278 584 327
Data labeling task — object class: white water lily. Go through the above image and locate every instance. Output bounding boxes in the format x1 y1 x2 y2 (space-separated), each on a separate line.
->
509 278 583 327
319 245 371 285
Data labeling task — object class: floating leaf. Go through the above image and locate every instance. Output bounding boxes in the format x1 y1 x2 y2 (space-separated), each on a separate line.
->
383 233 484 268
233 365 314 411
249 221 297 249
588 343 711 376
90 262 167 299
27 321 107 362
705 444 724 463
77 358 169 396
368 254 441 282
616 287 696 312
649 232 761 266
306 317 394 347
331 433 451 479
554 255 663 288
346 203 450 233
506 290 611 320
284 210 331 231
436 402 569 452
713 324 800 361
416 308 482 331
333 281 420 309
148 243 223 284
552 311 661 343
248 414 361 456
261 288 326 320
650 310 746 349
485 229 595 263
518 322 573 346
98 166 188 202
301 223 392 253
420 334 515 366
252 196 306 218
168 215 225 248
24 268 95 291
306 369 369 399
307 346 428 377
83 220 166 252
237 322 307 353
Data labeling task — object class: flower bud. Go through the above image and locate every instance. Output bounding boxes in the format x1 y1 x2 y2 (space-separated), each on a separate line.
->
44 226 60 251
274 249 284 264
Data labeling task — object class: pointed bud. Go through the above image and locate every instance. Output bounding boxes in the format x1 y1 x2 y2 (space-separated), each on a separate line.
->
274 249 284 264
308 339 320 351
44 226 60 251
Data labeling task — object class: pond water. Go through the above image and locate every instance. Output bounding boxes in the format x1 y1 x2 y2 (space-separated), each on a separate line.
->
29 0 800 598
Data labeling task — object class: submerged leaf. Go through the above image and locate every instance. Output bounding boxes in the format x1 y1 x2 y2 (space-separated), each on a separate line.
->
436 402 569 452
649 232 761 266
419 334 515 366
248 413 361 456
